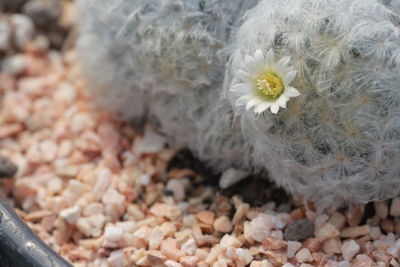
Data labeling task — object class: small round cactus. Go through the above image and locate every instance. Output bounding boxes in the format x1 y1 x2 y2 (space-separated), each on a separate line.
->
78 0 400 207
227 0 400 207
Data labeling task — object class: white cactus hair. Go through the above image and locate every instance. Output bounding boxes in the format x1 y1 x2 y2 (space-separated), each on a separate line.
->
78 0 400 208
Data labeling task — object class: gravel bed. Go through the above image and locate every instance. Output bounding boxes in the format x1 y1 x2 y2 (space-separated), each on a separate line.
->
0 5 400 267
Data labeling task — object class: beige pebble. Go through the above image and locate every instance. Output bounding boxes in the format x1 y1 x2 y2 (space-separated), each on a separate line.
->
374 201 389 219
196 211 215 225
344 205 364 227
150 203 181 220
213 216 233 233
380 218 395 233
315 223 339 241
219 234 242 249
390 197 400 217
262 237 287 250
165 260 183 267
235 248 253 265
295 248 313 263
160 238 185 262
250 260 273 267
340 225 369 238
232 203 250 225
328 212 346 230
322 237 341 255
352 254 373 267
303 237 320 252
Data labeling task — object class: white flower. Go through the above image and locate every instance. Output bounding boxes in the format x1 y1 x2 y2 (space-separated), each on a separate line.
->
230 49 300 114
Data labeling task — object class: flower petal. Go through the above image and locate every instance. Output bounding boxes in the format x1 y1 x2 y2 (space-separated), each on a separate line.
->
252 49 265 71
230 83 249 93
236 70 252 81
285 86 301 97
266 49 275 66
270 103 280 114
277 56 291 69
245 55 258 74
235 94 253 106
283 70 297 84
277 95 288 108
245 97 262 111
254 102 272 114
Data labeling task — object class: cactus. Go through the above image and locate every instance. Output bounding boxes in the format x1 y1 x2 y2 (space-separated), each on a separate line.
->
227 0 400 207
78 0 400 207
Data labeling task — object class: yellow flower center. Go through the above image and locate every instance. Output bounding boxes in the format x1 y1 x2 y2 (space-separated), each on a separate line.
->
256 72 284 100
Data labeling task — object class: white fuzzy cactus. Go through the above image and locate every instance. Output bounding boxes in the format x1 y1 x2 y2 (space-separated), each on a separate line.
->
77 0 400 207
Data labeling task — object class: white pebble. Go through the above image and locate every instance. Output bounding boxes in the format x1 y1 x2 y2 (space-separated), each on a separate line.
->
136 129 166 153
166 179 186 201
107 249 124 267
287 241 302 258
181 238 197 256
337 261 351 267
60 205 80 224
0 19 11 50
219 168 249 189
105 225 123 242
101 188 125 206
10 14 34 49
295 248 313 263
341 240 360 261
249 213 276 242
139 173 151 185
93 168 112 199
2 54 27 74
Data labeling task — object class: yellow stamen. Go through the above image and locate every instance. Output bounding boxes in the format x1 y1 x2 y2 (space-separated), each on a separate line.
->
256 72 284 100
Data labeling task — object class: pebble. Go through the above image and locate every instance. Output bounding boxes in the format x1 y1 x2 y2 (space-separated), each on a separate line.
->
104 225 123 242
23 0 62 26
0 19 11 50
0 155 18 178
166 179 186 201
315 222 339 241
196 211 215 225
322 237 341 254
219 168 249 189
283 219 314 241
340 225 370 238
220 234 242 249
2 55 27 74
374 201 388 219
295 248 313 263
59 205 80 224
93 168 112 199
213 215 233 233
249 213 276 242
181 238 197 256
136 129 166 154
328 212 346 230
180 256 198 267
341 240 360 261
287 241 302 258
390 197 400 217
250 260 273 267
10 14 34 49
